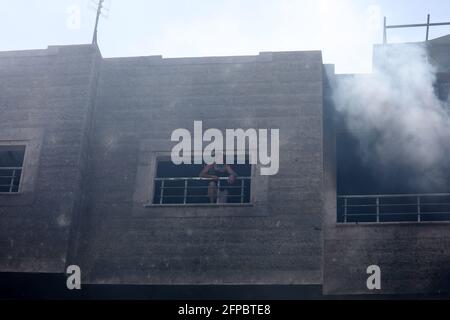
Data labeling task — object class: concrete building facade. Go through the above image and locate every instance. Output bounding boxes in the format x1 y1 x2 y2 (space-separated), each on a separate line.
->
0 35 449 296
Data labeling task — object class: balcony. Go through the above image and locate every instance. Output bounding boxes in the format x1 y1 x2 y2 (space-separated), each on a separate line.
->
338 193 450 223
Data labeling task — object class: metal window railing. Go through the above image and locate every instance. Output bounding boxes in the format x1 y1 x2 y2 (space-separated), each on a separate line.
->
0 167 22 193
338 193 450 223
154 177 251 205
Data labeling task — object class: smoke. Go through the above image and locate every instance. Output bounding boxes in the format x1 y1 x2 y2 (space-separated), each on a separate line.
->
334 43 450 191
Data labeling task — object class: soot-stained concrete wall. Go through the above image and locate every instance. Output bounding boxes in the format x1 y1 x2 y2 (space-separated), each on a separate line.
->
2 37 449 294
0 45 101 273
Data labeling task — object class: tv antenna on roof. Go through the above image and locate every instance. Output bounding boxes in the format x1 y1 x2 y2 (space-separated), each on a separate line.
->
383 14 450 44
89 0 111 45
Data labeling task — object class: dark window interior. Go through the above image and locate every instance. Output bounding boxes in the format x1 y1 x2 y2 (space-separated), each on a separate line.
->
153 156 252 205
336 111 450 223
434 76 450 102
0 145 25 193
438 81 450 101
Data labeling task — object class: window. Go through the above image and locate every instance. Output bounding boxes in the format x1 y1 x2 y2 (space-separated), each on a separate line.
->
0 145 25 193
439 81 450 102
435 77 450 102
152 157 252 205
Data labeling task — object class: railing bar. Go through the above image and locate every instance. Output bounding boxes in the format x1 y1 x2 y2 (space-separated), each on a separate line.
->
345 214 379 217
340 204 450 208
154 204 253 207
160 186 244 190
154 177 251 181
418 196 421 222
159 180 165 205
161 195 244 198
217 179 221 204
240 179 245 204
413 212 450 215
344 198 348 223
376 197 380 223
343 204 421 207
416 203 450 206
183 180 188 204
9 169 16 193
338 193 450 198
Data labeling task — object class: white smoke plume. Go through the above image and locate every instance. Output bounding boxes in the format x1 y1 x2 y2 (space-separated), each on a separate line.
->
334 43 450 191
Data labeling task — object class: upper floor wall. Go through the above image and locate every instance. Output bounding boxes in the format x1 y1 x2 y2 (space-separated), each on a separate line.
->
0 46 327 285
0 45 101 273
78 51 326 285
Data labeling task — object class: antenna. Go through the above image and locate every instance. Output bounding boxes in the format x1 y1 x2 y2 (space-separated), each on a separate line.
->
383 14 450 44
90 0 111 45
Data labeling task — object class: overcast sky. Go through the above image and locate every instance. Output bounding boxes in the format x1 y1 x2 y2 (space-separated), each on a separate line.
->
1 0 449 73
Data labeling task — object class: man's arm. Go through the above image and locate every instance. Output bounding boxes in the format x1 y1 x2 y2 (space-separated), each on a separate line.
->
225 165 237 184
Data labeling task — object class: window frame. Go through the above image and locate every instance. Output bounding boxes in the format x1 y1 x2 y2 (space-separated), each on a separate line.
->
0 128 44 206
150 154 254 207
132 143 270 218
0 143 26 194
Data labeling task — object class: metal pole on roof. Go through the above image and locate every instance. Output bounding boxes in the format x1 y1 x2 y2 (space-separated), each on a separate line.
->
383 15 450 45
92 0 104 45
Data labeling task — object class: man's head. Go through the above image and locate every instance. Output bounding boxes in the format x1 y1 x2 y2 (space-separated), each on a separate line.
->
210 150 225 165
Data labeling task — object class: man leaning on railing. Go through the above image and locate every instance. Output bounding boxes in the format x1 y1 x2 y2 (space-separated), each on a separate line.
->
199 155 237 204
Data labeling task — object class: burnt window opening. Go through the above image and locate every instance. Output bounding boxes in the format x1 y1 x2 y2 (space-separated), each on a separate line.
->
153 156 252 205
336 113 450 224
0 145 25 193
438 81 450 102
434 75 450 102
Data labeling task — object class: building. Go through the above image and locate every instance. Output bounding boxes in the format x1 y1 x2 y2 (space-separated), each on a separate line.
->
0 34 449 296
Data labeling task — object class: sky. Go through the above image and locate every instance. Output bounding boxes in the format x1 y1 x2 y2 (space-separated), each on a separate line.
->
0 0 449 73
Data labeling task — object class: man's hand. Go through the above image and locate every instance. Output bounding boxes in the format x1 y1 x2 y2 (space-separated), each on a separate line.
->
228 175 236 185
